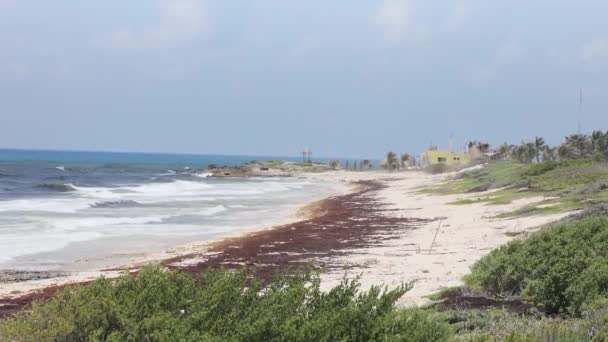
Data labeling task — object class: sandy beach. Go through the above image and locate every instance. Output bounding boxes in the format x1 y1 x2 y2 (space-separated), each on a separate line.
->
0 168 574 316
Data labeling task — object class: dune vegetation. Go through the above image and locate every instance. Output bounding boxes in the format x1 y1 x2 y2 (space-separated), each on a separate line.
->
0 267 452 342
426 133 608 341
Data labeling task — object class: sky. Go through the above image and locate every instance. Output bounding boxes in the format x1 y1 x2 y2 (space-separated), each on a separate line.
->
0 0 607 158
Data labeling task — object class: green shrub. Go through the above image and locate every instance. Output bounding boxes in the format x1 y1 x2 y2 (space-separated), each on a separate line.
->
465 216 608 315
427 163 450 174
522 160 560 177
0 266 453 341
523 160 592 177
445 306 608 341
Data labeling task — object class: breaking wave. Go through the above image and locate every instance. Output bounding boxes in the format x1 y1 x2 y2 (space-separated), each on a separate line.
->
90 200 142 208
36 183 77 192
193 172 212 178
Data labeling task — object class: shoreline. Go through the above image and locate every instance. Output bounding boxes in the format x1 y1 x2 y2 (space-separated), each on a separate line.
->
162 179 428 281
0 169 577 317
0 173 358 317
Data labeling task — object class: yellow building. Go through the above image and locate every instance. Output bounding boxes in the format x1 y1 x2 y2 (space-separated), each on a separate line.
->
420 149 471 167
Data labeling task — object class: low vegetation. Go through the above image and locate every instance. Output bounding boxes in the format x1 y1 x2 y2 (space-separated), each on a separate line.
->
425 158 608 220
428 153 608 340
0 266 452 342
465 215 608 315
446 306 608 341
434 210 608 341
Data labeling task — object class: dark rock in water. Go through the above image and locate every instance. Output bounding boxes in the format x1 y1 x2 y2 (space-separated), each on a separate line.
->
0 270 69 283
90 200 142 208
36 183 77 192
206 160 331 178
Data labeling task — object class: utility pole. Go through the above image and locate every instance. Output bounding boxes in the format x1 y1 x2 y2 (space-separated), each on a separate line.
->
302 147 312 164
578 88 583 134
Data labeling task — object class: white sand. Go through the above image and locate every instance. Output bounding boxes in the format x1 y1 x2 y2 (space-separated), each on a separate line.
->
314 169 574 307
0 168 575 308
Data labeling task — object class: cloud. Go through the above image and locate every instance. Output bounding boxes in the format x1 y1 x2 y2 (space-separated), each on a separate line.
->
582 38 608 64
372 1 474 44
445 1 471 33
98 0 208 52
372 0 413 42
470 39 526 83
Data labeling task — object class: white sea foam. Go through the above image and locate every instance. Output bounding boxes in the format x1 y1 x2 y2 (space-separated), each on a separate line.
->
0 230 103 264
71 180 298 204
0 176 343 269
122 180 212 194
0 179 303 214
56 166 65 171
46 215 170 231
197 204 227 216
193 172 212 178
0 198 91 213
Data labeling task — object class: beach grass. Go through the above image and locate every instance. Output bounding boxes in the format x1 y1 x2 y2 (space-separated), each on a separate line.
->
420 161 528 195
423 159 608 340
448 189 531 206
434 160 608 218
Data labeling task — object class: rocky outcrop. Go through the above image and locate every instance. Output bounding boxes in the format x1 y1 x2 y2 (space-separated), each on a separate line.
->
208 161 331 177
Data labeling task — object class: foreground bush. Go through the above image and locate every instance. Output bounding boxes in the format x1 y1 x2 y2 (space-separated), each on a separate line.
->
0 266 452 341
446 305 608 342
465 216 608 315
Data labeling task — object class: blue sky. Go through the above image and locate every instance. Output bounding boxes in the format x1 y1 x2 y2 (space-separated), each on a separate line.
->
1 0 607 158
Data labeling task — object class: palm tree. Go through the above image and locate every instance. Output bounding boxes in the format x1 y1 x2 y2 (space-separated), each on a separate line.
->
534 136 546 163
400 153 411 169
563 134 592 159
477 142 491 153
382 152 399 170
498 143 510 160
558 144 574 160
525 142 537 163
591 130 608 161
542 146 557 161
514 143 535 163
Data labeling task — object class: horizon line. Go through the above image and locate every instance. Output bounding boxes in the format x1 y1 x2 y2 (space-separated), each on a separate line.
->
0 147 379 162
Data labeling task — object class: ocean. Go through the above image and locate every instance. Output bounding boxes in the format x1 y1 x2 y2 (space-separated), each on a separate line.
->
0 149 345 271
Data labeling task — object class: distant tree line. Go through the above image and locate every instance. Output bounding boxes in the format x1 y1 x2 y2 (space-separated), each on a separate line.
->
330 152 414 172
375 130 608 171
496 131 608 163
380 152 414 171
328 159 373 171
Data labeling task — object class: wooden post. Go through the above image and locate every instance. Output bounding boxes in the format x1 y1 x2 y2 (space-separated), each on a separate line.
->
428 220 442 254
